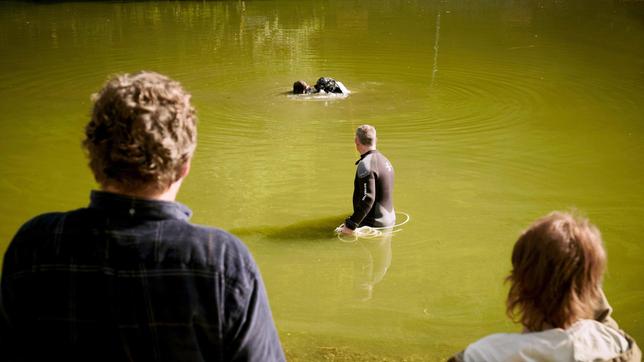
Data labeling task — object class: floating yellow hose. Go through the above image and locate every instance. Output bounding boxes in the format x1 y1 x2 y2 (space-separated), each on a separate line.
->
336 211 411 243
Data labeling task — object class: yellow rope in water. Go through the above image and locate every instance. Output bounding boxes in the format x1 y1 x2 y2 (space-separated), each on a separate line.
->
336 212 411 243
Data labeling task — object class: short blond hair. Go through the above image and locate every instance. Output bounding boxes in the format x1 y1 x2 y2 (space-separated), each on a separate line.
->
356 125 376 146
83 71 197 193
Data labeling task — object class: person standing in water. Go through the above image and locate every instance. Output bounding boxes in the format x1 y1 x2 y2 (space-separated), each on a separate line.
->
338 125 395 235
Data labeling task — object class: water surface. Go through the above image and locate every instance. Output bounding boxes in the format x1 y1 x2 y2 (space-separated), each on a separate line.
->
1 1 643 360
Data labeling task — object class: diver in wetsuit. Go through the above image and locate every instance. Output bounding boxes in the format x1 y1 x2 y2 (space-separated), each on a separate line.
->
292 77 349 95
338 125 395 235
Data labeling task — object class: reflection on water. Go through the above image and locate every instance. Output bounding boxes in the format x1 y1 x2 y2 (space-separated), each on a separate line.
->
232 217 394 302
431 9 442 86
351 231 393 302
1 0 643 360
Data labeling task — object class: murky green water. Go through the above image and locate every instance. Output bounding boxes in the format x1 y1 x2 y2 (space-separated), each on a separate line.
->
1 1 643 360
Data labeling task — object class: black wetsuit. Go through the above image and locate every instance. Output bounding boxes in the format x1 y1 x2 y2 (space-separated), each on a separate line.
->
345 150 395 230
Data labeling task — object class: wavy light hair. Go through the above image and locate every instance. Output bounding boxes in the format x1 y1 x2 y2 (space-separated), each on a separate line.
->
506 211 606 331
83 71 197 193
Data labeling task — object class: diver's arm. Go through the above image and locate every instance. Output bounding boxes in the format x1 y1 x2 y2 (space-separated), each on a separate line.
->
345 172 376 230
335 81 350 94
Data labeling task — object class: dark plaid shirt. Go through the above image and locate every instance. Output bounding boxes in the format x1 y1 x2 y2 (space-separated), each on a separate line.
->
0 191 285 362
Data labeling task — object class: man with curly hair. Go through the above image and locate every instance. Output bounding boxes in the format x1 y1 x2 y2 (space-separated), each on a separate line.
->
0 71 286 361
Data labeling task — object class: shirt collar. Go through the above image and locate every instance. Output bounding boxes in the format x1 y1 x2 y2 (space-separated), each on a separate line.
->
89 190 192 221
355 149 376 165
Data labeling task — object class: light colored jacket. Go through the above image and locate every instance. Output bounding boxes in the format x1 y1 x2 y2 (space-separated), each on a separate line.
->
456 320 639 362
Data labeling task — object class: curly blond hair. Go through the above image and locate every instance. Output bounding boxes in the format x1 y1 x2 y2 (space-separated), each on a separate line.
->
83 71 197 193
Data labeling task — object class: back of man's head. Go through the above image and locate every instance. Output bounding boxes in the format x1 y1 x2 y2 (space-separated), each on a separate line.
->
83 71 197 194
356 124 377 147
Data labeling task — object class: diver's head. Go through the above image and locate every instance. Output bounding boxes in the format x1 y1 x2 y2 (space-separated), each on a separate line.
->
293 80 311 94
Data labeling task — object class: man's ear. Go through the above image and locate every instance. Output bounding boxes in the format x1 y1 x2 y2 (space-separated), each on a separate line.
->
178 159 191 179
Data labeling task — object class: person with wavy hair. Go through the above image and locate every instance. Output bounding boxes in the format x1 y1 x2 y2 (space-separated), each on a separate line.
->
449 212 640 362
1 71 285 361
84 71 197 196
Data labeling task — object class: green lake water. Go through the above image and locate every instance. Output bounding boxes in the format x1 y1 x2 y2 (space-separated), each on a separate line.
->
1 1 643 360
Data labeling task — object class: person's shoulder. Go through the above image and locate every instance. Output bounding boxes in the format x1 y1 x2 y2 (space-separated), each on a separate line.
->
21 210 68 228
464 329 570 361
567 319 630 361
373 150 391 162
466 321 639 362
464 331 520 356
181 223 249 254
370 151 393 176
3 209 84 269
357 156 373 178
10 210 78 245
174 223 260 282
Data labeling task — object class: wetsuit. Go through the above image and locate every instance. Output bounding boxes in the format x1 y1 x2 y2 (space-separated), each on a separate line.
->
314 77 350 94
345 150 395 230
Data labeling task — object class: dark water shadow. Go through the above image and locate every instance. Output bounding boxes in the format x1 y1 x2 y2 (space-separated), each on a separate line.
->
229 215 345 242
